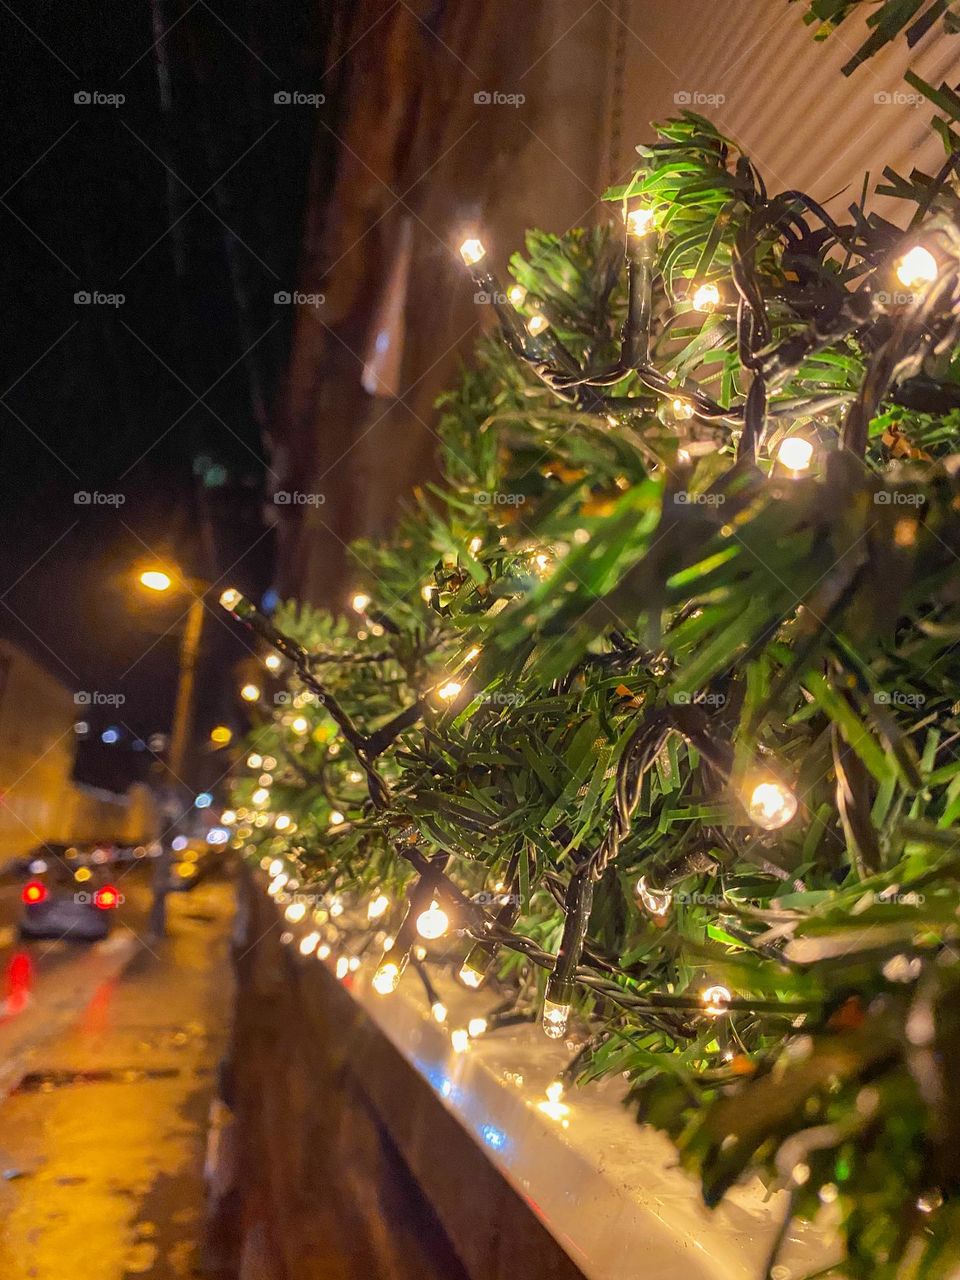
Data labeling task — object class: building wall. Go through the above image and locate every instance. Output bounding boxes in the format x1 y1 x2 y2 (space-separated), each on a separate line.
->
271 0 959 607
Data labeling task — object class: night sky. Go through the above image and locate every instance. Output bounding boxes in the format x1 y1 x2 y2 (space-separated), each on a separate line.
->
0 2 326 787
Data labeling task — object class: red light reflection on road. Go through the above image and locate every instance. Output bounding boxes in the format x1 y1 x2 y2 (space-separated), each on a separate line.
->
3 950 34 1017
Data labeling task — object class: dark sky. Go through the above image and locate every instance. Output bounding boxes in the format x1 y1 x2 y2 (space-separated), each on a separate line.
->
0 1 325 787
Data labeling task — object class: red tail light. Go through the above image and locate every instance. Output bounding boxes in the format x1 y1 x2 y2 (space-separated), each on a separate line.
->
94 885 120 910
22 881 47 905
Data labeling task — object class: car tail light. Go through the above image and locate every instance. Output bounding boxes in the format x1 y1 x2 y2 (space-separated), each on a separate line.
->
22 881 47 905
94 885 120 910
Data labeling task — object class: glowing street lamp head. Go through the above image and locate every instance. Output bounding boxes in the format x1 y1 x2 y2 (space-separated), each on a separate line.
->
459 237 486 267
140 569 172 592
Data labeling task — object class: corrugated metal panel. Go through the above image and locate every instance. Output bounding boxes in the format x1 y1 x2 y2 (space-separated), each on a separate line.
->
608 1 959 217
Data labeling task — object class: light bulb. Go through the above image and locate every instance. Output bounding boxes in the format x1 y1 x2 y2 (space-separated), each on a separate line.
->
436 680 463 702
702 984 732 1017
637 875 672 917
416 900 449 940
526 313 550 337
373 961 400 995
467 1017 488 1038
269 858 284 877
274 814 292 831
431 1001 448 1024
335 956 349 980
221 809 236 825
328 896 344 917
895 245 937 290
507 284 526 306
299 931 320 956
467 536 483 555
329 810 345 827
672 397 694 421
258 773 273 786
747 779 798 830
625 206 655 237
247 753 263 769
459 960 485 989
284 902 306 923
252 787 270 806
545 1080 564 1104
459 237 486 267
542 998 570 1040
533 551 553 574
367 893 390 921
420 583 435 602
264 652 282 672
451 1028 470 1054
692 282 720 311
291 715 309 735
240 683 260 702
348 956 360 972
464 645 481 663
776 437 814 472
317 943 331 961
351 591 370 613
219 587 241 611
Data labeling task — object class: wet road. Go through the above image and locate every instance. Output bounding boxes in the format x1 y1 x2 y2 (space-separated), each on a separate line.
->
0 876 235 1279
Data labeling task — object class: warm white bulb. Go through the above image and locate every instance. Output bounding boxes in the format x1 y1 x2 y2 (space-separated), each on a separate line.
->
467 1017 488 1038
545 1080 564 1104
526 313 550 337
329 810 345 827
672 397 694 421
542 998 570 1040
291 715 309 735
335 956 349 980
420 583 435 602
459 238 486 267
221 809 236 825
895 245 937 290
317 943 331 961
328 896 344 917
747 779 798 830
533 551 552 574
692 282 720 311
299 931 320 957
274 813 292 831
373 962 400 995
351 591 371 613
702 984 732 1017
240 683 260 703
431 1001 448 1024
416 901 450 940
367 893 390 921
252 787 270 806
459 960 485 989
269 858 284 877
219 587 241 611
247 753 263 769
625 206 655 237
637 876 672 918
284 902 306 923
436 680 463 702
507 284 526 306
451 1028 470 1054
777 437 814 472
264 653 282 672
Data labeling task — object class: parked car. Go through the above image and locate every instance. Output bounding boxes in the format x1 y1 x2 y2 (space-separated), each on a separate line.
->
18 875 121 942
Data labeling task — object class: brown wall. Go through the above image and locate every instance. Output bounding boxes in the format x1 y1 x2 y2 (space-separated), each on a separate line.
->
270 0 959 607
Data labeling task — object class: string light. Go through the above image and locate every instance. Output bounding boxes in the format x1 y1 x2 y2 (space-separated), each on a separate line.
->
431 1001 448 1024
317 943 331 961
240 683 260 702
274 814 294 832
451 1028 470 1054
637 875 672 918
299 931 320 957
507 284 526 306
542 998 570 1040
459 238 486 267
258 773 273 786
219 587 241 611
421 583 435 603
746 778 798 830
328 895 344 917
538 1080 570 1124
436 680 463 703
247 753 263 769
284 902 306 923
252 787 270 806
692 282 720 311
415 900 450 940
702 984 732 1017
221 809 236 825
373 961 401 995
625 206 655 237
895 245 937 290
776 437 814 472
526 313 550 337
329 810 345 827
467 1017 488 1038
367 892 390 921
291 715 309 735
335 956 350 980
264 653 282 672
269 858 285 877
459 959 486 989
351 591 370 613
672 397 694 421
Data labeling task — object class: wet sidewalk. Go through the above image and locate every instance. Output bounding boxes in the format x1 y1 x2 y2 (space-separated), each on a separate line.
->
0 878 235 1280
